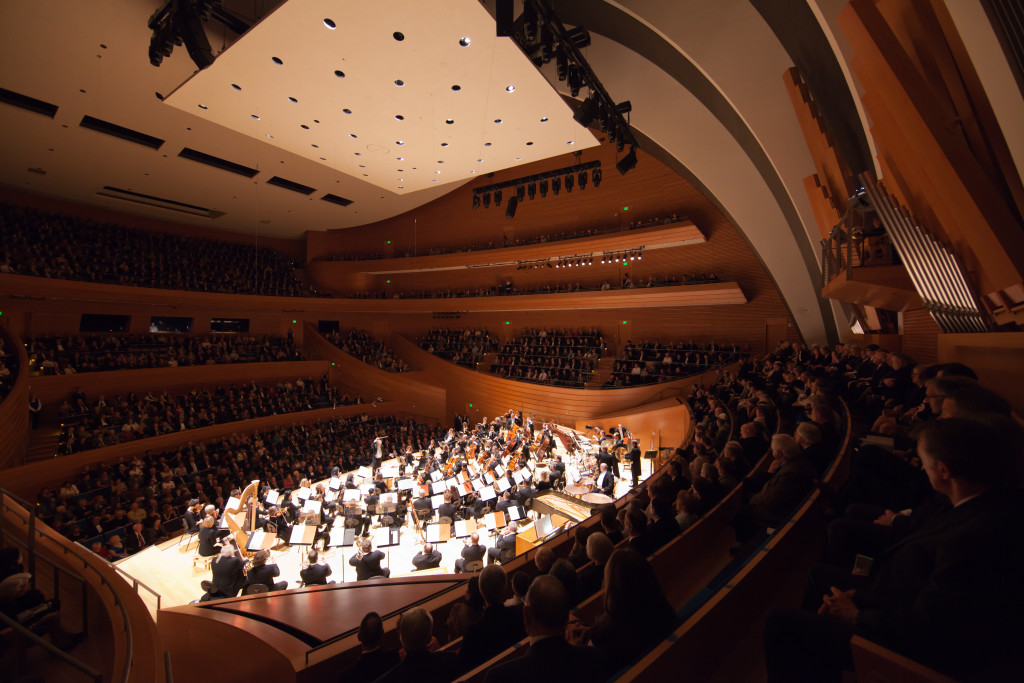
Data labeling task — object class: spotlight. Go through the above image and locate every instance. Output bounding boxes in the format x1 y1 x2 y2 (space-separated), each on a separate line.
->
616 145 638 175
472 194 481 210
564 173 574 193
552 177 561 195
516 185 525 201
482 192 491 209
539 180 548 198
573 95 600 127
578 171 587 190
494 189 502 206
527 182 536 200
592 168 602 187
505 195 518 219
600 256 606 264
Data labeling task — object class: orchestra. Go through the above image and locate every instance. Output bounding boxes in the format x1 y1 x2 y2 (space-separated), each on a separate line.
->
194 410 639 589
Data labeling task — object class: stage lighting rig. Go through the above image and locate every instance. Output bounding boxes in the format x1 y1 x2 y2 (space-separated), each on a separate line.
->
148 1 251 70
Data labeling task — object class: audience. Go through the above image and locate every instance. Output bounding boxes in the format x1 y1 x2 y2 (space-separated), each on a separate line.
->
323 329 408 373
25 333 303 375
338 611 400 681
490 328 604 388
0 202 325 297
458 565 526 671
605 339 744 387
374 607 458 683
417 328 494 370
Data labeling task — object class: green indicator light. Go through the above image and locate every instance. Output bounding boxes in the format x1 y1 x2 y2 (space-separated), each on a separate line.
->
386 279 391 284
291 319 297 324
622 206 630 211
623 261 627 266
505 321 510 325
387 240 391 244
331 362 336 366
622 320 628 325
469 403 474 408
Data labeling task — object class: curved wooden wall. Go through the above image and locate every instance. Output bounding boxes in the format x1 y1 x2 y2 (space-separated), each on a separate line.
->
302 323 446 422
0 324 30 469
391 333 728 426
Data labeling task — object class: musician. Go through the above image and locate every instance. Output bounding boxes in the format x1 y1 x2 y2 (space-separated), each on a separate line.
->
344 473 358 489
455 532 486 573
349 538 390 580
495 491 513 515
437 491 458 523
595 463 615 497
183 500 202 533
628 439 643 488
487 521 518 565
535 471 553 493
412 542 442 571
373 472 389 493
197 516 223 557
274 492 299 543
550 455 566 487
210 544 245 598
371 436 384 472
243 549 287 592
299 549 333 586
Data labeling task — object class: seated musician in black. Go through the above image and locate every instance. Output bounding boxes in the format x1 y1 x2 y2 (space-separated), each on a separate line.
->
299 549 333 586
412 542 442 571
349 538 390 580
210 544 245 598
487 521 518 565
197 516 223 557
456 532 487 573
437 491 458 522
243 549 287 592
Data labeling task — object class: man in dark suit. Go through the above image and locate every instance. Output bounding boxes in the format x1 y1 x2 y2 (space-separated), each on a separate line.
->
243 549 287 592
197 516 223 557
627 440 643 487
455 532 486 573
794 421 832 477
764 417 1024 682
733 434 816 544
182 500 201 534
495 491 513 514
487 521 518 565
125 522 152 554
210 545 245 598
484 575 604 683
437 491 457 522
459 565 526 670
373 607 458 683
549 455 566 487
336 611 400 682
349 538 390 580
594 463 615 497
411 542 442 571
299 549 333 585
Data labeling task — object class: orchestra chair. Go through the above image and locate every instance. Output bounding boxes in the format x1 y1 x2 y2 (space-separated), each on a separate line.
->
178 517 199 551
463 560 484 573
242 584 268 595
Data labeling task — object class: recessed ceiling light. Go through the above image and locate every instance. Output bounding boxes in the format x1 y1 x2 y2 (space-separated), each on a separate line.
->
494 119 502 124
396 140 404 145
441 143 449 147
230 84 241 91
477 159 483 162
437 160 444 163
515 157 521 160
342 108 352 114
445 118 454 125
363 174 368 177
470 170 476 174
349 133 357 138
288 96 298 103
354 152 362 156
395 114 404 120
312 144 319 148
435 170 441 174
395 79 404 86
250 114 260 119
459 37 471 47
272 56 283 65
484 142 492 147
319 157 326 160
300 124 309 129
540 116 549 122
567 140 574 145
396 157 404 160
335 70 345 78
398 169 403 172
398 178 404 181
526 141 534 146
359 165 365 168
451 85 461 91
266 134 274 139
324 18 336 29
393 31 405 41
198 104 208 109
505 85 515 92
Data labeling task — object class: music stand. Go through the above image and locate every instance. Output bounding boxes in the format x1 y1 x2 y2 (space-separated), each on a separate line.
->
454 519 477 538
265 489 283 506
328 477 342 491
245 530 277 552
507 505 526 523
426 523 451 544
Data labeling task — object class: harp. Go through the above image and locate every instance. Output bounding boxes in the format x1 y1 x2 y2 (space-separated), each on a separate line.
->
223 479 260 558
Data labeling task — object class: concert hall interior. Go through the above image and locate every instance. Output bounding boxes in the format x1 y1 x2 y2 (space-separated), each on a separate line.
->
1 1 1023 682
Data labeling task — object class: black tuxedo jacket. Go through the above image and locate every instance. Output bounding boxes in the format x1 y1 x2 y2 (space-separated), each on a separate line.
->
244 563 282 591
483 636 604 683
462 543 486 563
211 555 245 597
300 562 332 585
459 605 526 670
349 550 387 580
853 489 1024 679
412 548 442 570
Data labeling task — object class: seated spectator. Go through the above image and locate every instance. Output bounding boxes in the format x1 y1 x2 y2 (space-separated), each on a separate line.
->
674 491 701 532
485 575 604 683
504 570 530 608
732 433 816 544
459 565 526 671
446 576 485 641
764 417 1024 682
337 611 400 681
548 558 580 607
533 546 556 575
577 532 613 600
375 607 459 683
599 503 624 544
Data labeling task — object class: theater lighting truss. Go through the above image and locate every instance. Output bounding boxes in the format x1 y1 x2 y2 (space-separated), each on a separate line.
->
599 248 644 264
552 254 594 268
148 1 250 69
497 0 639 173
471 160 601 212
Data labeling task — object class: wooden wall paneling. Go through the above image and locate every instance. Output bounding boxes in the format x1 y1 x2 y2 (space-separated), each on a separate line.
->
900 307 940 365
25 360 332 408
2 401 399 498
576 396 698 453
0 324 30 469
302 323 446 422
841 0 1024 295
936 331 1024 416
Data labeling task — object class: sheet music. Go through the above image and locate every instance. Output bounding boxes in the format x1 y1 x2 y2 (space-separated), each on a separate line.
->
225 496 240 511
495 465 506 478
324 490 338 502
396 478 415 491
328 527 355 547
342 489 362 502
430 481 447 495
360 484 375 495
357 466 373 480
508 505 524 521
379 492 398 505
512 470 525 485
457 471 470 484
265 489 282 506
426 523 451 543
429 470 443 482
328 477 342 491
483 472 495 485
471 477 485 491
479 486 497 501
246 530 266 551
454 519 476 538
496 476 512 492
294 487 311 501
302 499 322 514
566 465 581 483
444 477 458 490
430 493 445 509
380 464 400 478
289 524 315 545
